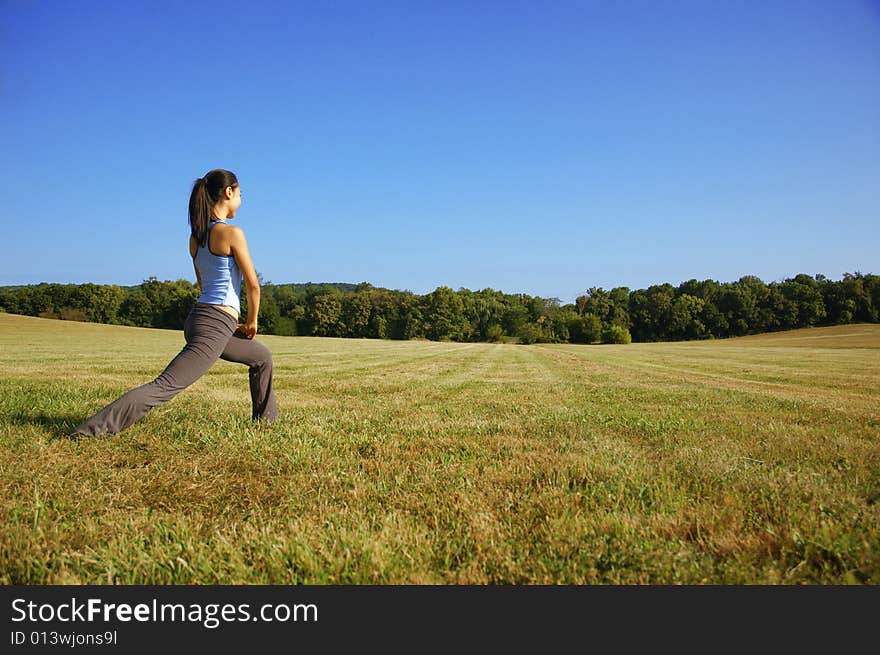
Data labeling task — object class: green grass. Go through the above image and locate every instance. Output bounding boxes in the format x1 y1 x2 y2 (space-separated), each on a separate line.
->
1 313 878 584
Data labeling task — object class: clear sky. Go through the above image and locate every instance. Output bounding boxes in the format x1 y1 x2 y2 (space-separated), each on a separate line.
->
3 0 878 304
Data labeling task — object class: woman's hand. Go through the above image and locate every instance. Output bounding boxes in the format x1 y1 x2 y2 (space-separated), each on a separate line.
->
235 320 258 339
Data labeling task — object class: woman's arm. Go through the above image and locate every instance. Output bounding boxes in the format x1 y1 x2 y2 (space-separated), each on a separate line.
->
229 226 260 338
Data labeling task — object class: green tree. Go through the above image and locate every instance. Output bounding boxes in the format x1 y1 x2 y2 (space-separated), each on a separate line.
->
305 288 344 336
602 324 632 344
486 324 504 342
629 284 674 341
162 279 200 329
517 322 543 345
367 290 397 339
465 289 507 341
780 274 826 328
699 301 728 337
821 278 855 324
421 286 469 341
501 302 530 337
568 312 602 344
75 283 125 324
389 293 424 340
118 289 154 327
342 291 372 338
608 287 631 327
669 294 707 340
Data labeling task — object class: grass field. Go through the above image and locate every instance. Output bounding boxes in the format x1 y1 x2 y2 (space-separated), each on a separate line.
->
1 313 878 584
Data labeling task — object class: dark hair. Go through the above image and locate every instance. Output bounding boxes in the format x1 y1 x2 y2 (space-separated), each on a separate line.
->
188 169 239 247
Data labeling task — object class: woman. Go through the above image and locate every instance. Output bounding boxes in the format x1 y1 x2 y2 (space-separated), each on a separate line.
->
73 169 278 437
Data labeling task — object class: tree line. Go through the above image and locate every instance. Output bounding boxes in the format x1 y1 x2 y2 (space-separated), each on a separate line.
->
1 272 877 344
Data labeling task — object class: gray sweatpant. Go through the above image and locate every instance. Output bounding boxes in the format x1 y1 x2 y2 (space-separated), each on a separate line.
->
75 302 277 436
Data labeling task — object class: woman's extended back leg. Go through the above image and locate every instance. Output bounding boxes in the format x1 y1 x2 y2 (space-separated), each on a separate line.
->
74 305 237 437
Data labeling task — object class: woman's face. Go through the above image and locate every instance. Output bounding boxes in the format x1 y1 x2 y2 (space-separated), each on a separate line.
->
226 184 242 217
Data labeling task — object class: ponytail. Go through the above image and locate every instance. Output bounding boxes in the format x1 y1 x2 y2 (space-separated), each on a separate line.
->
188 168 239 247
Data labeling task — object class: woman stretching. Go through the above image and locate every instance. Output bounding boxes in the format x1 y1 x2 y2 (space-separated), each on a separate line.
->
74 168 278 437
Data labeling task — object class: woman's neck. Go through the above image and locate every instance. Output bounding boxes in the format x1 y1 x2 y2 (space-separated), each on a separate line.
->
211 206 232 220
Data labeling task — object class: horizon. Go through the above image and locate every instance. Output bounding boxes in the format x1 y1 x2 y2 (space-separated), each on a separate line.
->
3 1 878 306
3 269 874 308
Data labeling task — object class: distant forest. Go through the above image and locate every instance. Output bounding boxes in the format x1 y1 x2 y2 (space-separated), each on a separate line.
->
1 272 877 344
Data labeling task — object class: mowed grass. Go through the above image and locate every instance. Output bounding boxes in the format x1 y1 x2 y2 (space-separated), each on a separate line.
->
1 313 878 584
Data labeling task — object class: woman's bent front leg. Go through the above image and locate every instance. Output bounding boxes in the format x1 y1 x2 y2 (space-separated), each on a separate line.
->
219 333 278 422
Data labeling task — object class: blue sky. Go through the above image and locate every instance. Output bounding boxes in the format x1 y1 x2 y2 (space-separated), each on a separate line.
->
3 0 878 304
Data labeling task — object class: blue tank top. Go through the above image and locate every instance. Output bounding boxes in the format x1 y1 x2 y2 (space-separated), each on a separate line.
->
195 219 242 313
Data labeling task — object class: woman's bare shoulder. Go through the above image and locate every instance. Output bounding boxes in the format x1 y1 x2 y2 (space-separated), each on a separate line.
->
217 223 245 242
211 222 242 233
207 222 241 255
